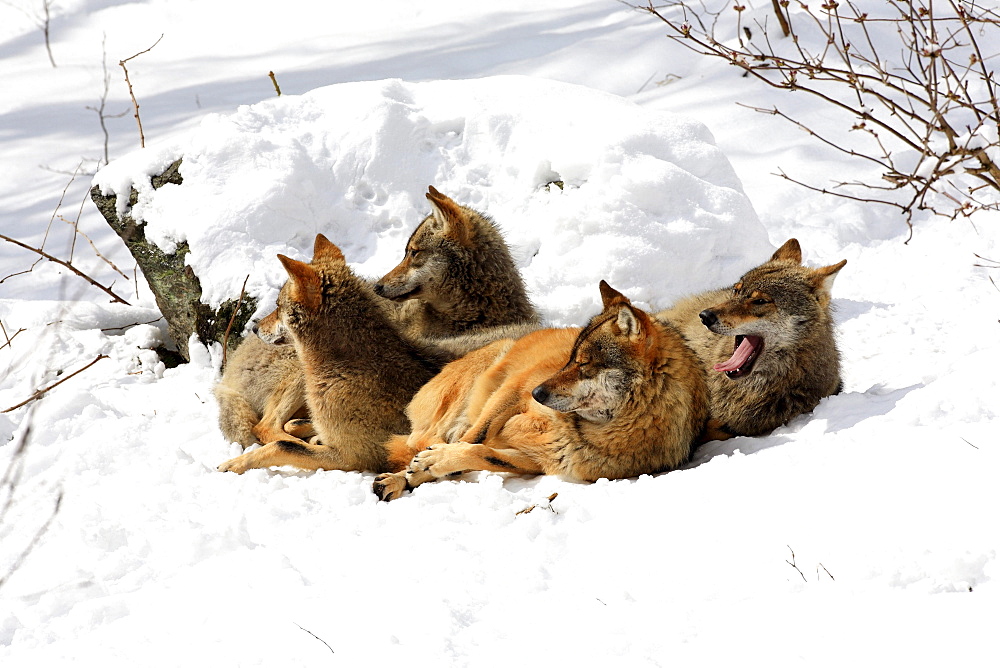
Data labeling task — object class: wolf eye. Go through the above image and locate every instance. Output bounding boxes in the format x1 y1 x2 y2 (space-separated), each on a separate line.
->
751 298 770 306
408 248 422 259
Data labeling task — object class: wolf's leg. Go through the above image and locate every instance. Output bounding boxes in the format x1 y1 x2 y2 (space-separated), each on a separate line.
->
283 418 317 441
217 438 343 474
408 442 544 481
214 385 261 448
251 375 307 445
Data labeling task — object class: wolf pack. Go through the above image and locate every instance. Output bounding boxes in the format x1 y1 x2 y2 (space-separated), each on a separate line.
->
214 186 846 500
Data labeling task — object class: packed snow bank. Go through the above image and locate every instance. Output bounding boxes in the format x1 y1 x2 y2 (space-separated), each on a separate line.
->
94 75 771 326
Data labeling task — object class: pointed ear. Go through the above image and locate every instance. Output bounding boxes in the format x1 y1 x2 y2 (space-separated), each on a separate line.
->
426 186 472 246
598 280 630 310
810 259 847 301
312 234 345 264
770 238 802 264
277 253 322 310
599 281 644 340
614 303 644 340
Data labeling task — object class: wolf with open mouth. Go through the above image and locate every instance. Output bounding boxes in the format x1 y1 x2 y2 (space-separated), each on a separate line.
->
657 239 846 441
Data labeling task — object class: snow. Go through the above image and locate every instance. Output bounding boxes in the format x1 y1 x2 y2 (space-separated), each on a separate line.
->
1 1 998 666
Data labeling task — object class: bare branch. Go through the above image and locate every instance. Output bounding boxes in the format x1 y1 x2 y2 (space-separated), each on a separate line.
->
0 234 131 305
119 34 164 148
221 275 250 368
2 354 110 414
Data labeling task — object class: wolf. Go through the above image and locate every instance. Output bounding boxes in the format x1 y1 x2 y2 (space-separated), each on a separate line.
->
375 185 540 343
656 239 846 441
371 281 709 501
214 186 538 448
217 235 443 474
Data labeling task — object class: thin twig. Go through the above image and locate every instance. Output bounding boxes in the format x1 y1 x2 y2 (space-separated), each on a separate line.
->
785 545 808 583
119 34 164 148
2 354 109 414
59 215 130 280
0 490 63 591
268 70 282 96
221 275 250 368
100 317 164 333
0 233 131 305
295 623 334 655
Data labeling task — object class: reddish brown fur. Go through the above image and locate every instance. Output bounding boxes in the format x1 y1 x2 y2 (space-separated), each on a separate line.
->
373 282 709 501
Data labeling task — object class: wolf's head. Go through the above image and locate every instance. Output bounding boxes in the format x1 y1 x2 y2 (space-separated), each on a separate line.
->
698 238 846 379
531 281 655 424
254 234 352 345
373 186 485 310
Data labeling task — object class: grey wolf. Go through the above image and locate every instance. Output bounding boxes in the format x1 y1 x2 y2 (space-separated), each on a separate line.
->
656 238 846 441
217 235 442 474
372 281 709 501
375 185 540 345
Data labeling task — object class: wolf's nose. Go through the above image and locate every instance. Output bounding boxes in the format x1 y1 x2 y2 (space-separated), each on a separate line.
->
531 385 550 405
372 283 386 297
699 309 718 328
251 322 259 335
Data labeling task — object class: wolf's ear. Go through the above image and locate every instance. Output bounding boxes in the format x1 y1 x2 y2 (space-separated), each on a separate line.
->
278 254 322 310
810 259 847 302
614 304 645 340
771 238 802 264
426 186 472 246
312 234 346 264
598 280 630 310
599 281 644 340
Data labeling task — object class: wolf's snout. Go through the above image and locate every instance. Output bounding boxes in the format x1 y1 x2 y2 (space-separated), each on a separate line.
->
699 309 718 328
531 385 550 405
372 283 387 297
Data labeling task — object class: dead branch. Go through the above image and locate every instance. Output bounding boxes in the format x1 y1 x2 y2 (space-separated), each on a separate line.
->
0 489 62 591
294 623 334 655
221 275 250 368
100 316 164 333
785 545 808 583
2 354 109 414
0 234 131 305
86 34 129 167
59 215 130 280
0 323 26 353
268 70 282 96
120 34 164 149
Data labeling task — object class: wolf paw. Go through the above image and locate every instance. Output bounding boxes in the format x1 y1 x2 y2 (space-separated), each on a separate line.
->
410 444 466 479
372 472 408 501
217 454 251 474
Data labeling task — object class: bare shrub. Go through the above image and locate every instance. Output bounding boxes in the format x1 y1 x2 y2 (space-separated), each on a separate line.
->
628 0 1000 236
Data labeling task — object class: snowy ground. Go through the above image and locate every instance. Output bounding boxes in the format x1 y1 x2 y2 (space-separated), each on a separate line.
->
1 1 998 666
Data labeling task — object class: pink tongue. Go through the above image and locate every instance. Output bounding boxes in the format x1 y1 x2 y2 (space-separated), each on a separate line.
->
714 337 757 373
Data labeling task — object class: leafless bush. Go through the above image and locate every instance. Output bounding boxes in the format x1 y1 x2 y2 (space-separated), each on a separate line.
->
628 0 1000 237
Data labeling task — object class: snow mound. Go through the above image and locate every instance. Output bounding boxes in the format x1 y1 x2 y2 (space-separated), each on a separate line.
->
94 76 771 325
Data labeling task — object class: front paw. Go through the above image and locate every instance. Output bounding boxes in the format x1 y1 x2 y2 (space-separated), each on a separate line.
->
372 472 408 501
217 454 252 474
410 444 466 479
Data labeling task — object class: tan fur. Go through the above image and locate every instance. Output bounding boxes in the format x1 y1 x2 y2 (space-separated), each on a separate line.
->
372 282 709 501
214 186 538 448
656 239 846 440
217 235 442 474
376 185 540 347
